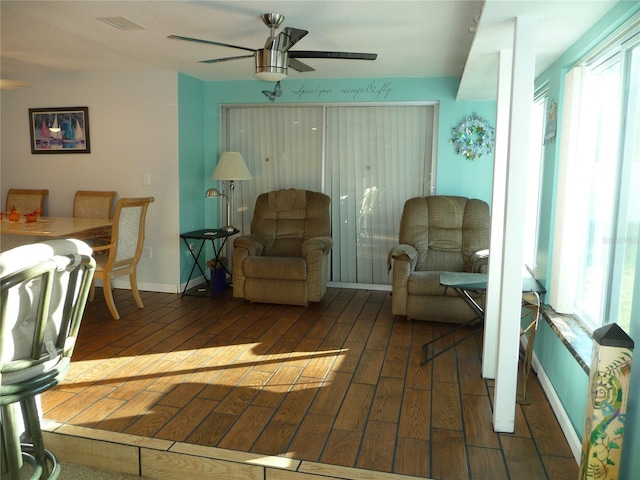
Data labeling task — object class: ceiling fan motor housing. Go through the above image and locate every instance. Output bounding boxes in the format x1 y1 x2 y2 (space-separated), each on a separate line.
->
255 49 288 81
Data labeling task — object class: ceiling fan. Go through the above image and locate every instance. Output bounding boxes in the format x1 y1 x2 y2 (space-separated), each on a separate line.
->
168 13 377 81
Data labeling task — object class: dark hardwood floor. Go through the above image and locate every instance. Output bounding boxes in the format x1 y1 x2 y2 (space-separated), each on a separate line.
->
42 285 579 479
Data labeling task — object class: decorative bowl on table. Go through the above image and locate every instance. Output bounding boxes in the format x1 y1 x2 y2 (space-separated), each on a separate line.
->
24 209 41 223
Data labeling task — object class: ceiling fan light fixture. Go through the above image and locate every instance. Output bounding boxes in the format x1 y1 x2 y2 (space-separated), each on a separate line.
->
255 49 288 81
255 69 288 82
171 12 377 80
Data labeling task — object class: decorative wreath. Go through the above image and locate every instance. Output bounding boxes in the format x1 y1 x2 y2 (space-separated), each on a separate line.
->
449 113 495 160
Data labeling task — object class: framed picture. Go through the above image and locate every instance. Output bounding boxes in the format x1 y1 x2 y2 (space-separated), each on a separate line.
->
28 107 91 154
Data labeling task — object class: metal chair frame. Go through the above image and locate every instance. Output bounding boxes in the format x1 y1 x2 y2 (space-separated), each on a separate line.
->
1 240 95 479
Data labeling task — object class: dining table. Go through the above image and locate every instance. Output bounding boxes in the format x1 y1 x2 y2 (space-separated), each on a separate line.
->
0 216 113 251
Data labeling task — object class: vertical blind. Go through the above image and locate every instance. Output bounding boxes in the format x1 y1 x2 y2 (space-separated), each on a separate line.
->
325 106 433 285
225 106 324 232
223 103 435 286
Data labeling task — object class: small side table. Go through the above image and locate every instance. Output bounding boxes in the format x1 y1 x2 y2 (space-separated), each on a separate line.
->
180 228 238 297
422 273 546 368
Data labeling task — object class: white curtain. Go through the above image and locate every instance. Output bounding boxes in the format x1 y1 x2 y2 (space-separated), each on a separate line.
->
223 103 435 286
549 66 586 313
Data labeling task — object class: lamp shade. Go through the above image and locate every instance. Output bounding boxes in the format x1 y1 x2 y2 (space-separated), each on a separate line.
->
212 152 252 180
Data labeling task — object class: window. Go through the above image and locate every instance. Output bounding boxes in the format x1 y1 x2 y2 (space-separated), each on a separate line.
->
524 90 547 272
551 28 639 334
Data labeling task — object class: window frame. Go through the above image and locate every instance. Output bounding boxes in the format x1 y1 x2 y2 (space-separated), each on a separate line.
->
550 21 640 334
524 88 548 275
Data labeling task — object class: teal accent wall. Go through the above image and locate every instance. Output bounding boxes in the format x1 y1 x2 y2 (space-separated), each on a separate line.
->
532 2 640 476
178 72 207 284
536 320 589 436
202 77 496 212
190 78 496 274
180 75 495 286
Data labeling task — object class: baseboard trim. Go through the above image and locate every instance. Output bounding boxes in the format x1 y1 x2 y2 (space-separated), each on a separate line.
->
103 278 183 294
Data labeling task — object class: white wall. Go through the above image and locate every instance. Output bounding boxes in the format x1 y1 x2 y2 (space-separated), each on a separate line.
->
1 70 180 293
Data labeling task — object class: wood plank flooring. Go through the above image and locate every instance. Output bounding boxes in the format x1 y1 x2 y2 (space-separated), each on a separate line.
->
41 285 579 479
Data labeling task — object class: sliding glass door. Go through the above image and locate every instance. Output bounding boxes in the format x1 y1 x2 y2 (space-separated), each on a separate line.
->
223 103 436 286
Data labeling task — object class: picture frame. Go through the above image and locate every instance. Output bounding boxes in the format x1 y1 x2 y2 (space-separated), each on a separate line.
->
28 107 91 154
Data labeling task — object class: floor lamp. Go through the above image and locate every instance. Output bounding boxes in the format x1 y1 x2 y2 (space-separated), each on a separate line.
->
205 152 252 232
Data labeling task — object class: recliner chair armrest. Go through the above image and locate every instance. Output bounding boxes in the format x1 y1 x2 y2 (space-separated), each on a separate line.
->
234 234 266 256
387 244 418 272
465 249 489 273
301 236 333 257
388 244 417 317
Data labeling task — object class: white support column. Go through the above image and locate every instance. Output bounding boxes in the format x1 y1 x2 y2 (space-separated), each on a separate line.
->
483 48 513 379
493 15 537 433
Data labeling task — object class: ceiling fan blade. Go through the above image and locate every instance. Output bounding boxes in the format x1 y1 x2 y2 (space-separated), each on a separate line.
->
168 35 256 53
273 27 308 52
290 50 377 60
288 58 315 73
200 54 255 64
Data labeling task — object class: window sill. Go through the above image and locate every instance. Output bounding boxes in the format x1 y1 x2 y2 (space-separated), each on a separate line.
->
540 306 593 375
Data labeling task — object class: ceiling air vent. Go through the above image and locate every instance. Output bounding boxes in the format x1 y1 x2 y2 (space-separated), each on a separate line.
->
99 16 145 31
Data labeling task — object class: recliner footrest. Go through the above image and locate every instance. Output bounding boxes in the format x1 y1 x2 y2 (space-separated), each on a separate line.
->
244 256 307 280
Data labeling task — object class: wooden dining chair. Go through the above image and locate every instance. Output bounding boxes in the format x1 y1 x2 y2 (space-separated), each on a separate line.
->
73 190 117 219
72 190 117 245
89 197 154 320
5 189 49 215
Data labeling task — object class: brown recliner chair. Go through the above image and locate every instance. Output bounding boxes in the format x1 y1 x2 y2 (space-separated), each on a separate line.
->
232 188 333 306
388 195 490 324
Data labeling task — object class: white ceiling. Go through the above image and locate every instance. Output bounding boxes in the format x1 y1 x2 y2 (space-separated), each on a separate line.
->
0 0 620 99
